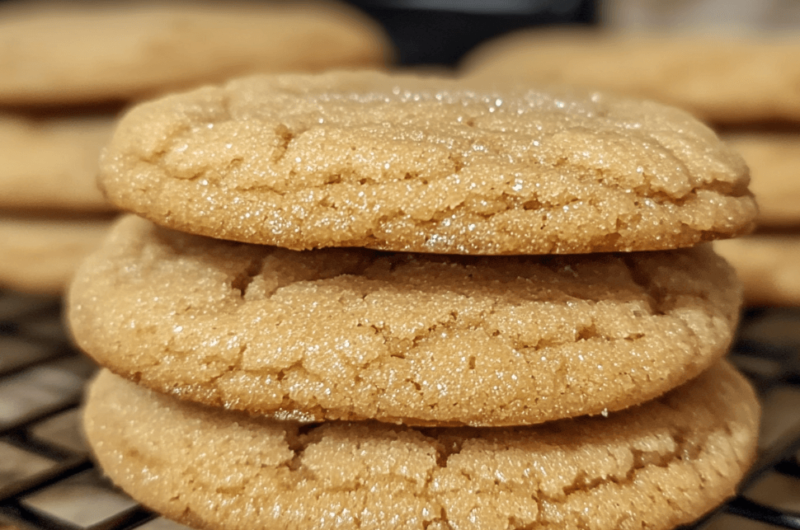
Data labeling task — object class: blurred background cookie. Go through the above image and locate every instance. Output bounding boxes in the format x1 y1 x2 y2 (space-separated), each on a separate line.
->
724 133 800 227
0 215 113 295
0 0 391 106
0 110 116 293
713 134 800 305
462 30 800 125
715 236 800 306
0 113 115 212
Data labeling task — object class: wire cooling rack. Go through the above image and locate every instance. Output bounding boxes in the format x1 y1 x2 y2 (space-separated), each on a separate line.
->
1 290 799 530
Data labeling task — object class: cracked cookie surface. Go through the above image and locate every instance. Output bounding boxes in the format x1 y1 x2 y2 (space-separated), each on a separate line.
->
0 1 389 106
84 362 760 530
99 71 755 254
462 29 800 125
69 216 742 426
0 112 115 211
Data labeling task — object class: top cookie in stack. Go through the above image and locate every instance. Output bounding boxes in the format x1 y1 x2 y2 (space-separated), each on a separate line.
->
98 72 755 254
0 0 390 294
462 30 800 305
71 71 760 529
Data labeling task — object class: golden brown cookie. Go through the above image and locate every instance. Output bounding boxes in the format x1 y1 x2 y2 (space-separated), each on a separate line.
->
0 215 113 295
99 71 756 254
725 133 800 227
0 113 115 212
715 235 800 306
462 29 800 125
0 1 390 106
69 216 742 426
84 362 760 530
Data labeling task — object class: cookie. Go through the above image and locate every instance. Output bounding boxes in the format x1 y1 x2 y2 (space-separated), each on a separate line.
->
0 112 115 212
462 29 800 125
84 361 760 530
0 215 113 295
725 133 800 227
715 235 800 306
99 71 756 254
0 1 390 106
69 215 742 426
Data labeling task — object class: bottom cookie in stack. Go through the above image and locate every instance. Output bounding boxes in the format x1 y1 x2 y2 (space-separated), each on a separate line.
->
84 361 759 530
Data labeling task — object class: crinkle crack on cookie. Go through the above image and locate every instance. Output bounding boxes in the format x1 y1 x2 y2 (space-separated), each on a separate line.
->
99 71 756 254
84 362 759 530
69 216 742 426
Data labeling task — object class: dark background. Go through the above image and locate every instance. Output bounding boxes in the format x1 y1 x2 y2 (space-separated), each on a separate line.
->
345 0 596 65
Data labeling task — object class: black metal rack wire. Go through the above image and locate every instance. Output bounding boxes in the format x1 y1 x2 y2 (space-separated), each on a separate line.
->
1 289 800 530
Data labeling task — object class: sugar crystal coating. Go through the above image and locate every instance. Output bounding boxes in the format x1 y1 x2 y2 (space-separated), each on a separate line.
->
99 71 756 254
84 362 759 530
69 216 742 426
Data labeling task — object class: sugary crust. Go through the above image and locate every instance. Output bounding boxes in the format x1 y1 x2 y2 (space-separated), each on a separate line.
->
84 362 760 530
0 113 115 211
0 1 390 106
725 133 800 227
715 235 800 306
98 71 756 255
69 216 742 426
0 215 113 295
462 29 800 125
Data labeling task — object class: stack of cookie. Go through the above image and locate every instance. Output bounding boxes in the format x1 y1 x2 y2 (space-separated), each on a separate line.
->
461 30 800 306
0 0 389 295
70 72 760 529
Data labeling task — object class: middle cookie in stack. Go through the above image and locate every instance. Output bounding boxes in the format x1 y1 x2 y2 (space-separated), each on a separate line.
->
70 72 760 529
